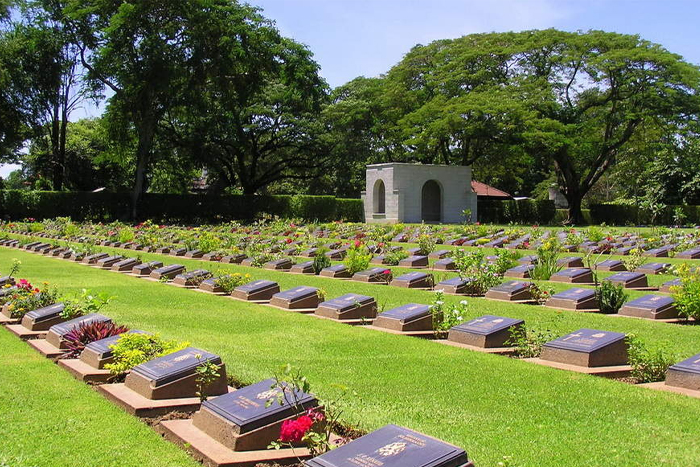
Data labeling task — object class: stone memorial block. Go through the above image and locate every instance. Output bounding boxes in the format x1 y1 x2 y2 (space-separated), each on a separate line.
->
676 248 700 260
320 264 351 279
485 281 532 302
269 286 320 310
263 258 293 271
428 249 450 259
305 424 471 467
201 252 222 261
192 378 318 451
352 267 391 283
96 255 124 269
616 246 634 256
132 260 164 276
518 255 538 265
232 280 280 301
173 269 212 286
0 276 15 287
660 278 682 294
436 277 471 295
504 264 534 279
46 313 112 349
636 262 671 275
125 347 228 400
406 247 421 255
604 272 649 289
315 294 377 321
373 304 433 332
20 303 66 331
111 258 141 272
390 272 433 289
150 264 186 280
168 247 186 256
550 268 594 284
80 330 146 369
370 255 390 265
643 246 672 258
199 277 227 293
325 249 347 260
240 257 256 267
556 257 584 268
290 261 315 275
433 258 457 271
221 254 247 264
546 288 598 310
448 315 524 348
300 248 318 258
665 353 700 391
283 247 299 256
185 249 204 258
541 329 628 367
82 252 109 264
155 246 172 254
619 295 678 320
595 260 626 272
23 241 41 250
398 255 429 268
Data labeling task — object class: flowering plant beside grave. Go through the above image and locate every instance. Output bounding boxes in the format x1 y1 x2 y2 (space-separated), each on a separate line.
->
105 333 189 376
671 263 700 320
343 242 371 274
527 283 555 305
7 282 58 319
213 272 251 294
429 290 466 335
60 288 114 320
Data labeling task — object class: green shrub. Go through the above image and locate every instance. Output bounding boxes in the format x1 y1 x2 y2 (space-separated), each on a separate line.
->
595 281 628 314
478 199 556 224
627 335 677 383
105 333 189 376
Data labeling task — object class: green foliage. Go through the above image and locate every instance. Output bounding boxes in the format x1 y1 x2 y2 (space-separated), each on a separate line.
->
622 248 646 272
105 333 189 376
451 249 503 295
344 243 372 274
506 326 558 358
530 238 561 281
672 265 700 320
382 249 408 266
194 355 221 402
60 288 113 320
429 290 466 333
626 335 677 383
312 248 331 274
595 281 628 315
213 272 251 294
478 200 556 225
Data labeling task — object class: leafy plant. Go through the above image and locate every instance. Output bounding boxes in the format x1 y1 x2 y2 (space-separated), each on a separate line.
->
530 238 561 281
312 247 332 274
383 249 409 266
343 243 372 274
622 248 646 272
671 264 700 320
8 258 21 278
626 334 677 383
451 249 502 295
105 333 189 376
195 354 222 402
214 272 251 294
595 281 628 314
62 321 130 359
60 289 114 320
429 290 466 335
528 282 555 305
7 283 59 319
506 326 558 358
416 234 436 256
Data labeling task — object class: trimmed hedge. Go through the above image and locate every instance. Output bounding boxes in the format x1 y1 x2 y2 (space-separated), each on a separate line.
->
0 191 364 223
589 204 700 226
477 199 556 225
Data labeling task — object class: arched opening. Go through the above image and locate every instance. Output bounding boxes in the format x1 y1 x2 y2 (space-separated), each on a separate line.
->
373 179 386 214
421 180 441 222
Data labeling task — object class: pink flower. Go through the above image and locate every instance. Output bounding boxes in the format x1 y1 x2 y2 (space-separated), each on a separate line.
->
354 240 362 248
279 415 314 443
383 269 392 275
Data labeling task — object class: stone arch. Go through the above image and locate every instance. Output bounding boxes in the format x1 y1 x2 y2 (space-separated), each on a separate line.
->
421 180 442 222
373 179 386 214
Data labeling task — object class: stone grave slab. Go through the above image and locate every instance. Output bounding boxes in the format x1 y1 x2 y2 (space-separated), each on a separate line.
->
96 255 124 269
19 302 66 332
221 254 247 264
171 247 187 256
82 252 109 265
485 281 532 302
45 313 112 350
325 249 347 260
618 295 678 320
201 253 223 261
185 249 204 258
290 261 315 275
541 329 628 367
448 315 524 349
240 257 256 267
352 267 391 283
676 248 700 260
428 250 450 259
546 288 598 311
191 378 318 452
150 264 186 280
232 280 280 302
370 255 390 265
372 304 433 334
69 252 85 262
263 258 293 271
111 258 141 272
556 257 584 268
305 424 471 467
320 264 351 279
315 294 377 321
199 277 227 294
122 347 228 402
436 277 471 295
660 278 682 294
518 255 538 265
398 255 429 268
636 262 671 275
0 276 15 287
173 269 212 287
643 246 672 258
665 353 700 391
550 268 594 284
300 248 318 257
269 286 320 311
390 272 433 289
595 260 626 272
604 272 649 289
433 257 457 272
504 264 534 279
132 260 163 276
616 246 634 256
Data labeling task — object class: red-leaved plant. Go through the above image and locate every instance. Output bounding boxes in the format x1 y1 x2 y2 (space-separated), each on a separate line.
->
62 321 130 359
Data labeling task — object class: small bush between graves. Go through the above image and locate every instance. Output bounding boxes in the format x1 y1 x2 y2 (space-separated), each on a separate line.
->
63 321 130 359
6 281 59 319
194 355 222 402
531 238 562 281
671 264 700 320
626 335 677 383
105 333 189 376
343 243 372 274
429 290 467 335
213 272 252 294
60 288 113 319
506 326 558 358
312 248 332 274
595 281 628 315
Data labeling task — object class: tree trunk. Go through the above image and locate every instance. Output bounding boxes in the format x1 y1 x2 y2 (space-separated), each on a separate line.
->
565 190 585 225
131 119 156 219
50 100 60 189
53 109 68 191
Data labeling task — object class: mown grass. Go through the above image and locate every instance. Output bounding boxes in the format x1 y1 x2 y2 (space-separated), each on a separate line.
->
2 248 700 467
0 319 199 467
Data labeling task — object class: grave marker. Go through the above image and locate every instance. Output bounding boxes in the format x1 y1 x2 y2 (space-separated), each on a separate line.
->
618 295 678 320
604 272 649 289
390 272 433 289
269 286 321 311
150 264 186 280
232 280 280 301
448 315 524 348
665 353 700 391
546 288 598 311
485 281 532 302
550 268 594 284
541 329 628 367
320 264 352 279
315 294 377 321
132 260 164 276
372 304 433 333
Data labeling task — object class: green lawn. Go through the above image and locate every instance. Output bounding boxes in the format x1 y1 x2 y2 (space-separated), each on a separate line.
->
2 248 700 467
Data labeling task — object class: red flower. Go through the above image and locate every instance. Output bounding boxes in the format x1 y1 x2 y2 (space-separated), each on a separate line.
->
383 269 391 275
354 240 362 248
279 415 314 443
476 222 481 226
285 238 293 244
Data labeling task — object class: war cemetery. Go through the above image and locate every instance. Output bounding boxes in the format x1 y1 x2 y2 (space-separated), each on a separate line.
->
2 1 700 467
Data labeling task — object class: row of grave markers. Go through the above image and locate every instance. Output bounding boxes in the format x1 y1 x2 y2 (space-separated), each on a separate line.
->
0 276 476 467
4 239 700 401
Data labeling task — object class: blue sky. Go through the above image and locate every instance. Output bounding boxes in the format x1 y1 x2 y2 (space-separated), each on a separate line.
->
3 0 698 177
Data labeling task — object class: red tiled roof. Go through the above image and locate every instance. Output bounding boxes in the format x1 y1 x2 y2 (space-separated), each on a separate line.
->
471 180 512 198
